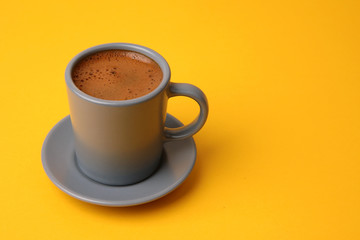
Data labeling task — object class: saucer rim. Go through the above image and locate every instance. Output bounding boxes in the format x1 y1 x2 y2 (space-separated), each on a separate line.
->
41 114 197 207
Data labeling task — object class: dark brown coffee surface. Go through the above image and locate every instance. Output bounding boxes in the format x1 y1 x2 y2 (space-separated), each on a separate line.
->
72 50 163 100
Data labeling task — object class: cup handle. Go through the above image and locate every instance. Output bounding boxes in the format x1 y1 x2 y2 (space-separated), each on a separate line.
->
164 83 209 141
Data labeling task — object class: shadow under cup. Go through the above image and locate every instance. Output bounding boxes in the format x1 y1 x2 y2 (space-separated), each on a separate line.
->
65 43 208 186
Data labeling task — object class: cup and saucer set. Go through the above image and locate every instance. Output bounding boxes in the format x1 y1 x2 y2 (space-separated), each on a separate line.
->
41 43 208 207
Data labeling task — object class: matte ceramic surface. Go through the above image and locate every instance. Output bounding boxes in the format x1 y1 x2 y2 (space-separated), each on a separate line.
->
65 43 208 185
41 114 197 207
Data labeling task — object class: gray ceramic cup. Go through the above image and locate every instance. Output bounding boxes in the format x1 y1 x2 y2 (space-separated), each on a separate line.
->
65 43 208 186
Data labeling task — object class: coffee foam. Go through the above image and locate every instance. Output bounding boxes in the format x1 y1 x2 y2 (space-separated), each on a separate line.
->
72 50 163 100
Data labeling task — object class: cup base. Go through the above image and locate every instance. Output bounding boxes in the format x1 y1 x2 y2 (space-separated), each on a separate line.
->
75 153 163 186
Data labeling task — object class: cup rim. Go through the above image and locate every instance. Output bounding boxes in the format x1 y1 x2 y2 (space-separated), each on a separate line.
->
65 43 171 106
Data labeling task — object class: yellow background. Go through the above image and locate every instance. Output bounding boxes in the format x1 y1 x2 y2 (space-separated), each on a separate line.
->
1 0 360 239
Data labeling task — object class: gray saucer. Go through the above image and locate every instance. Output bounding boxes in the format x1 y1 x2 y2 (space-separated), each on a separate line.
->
41 114 196 207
